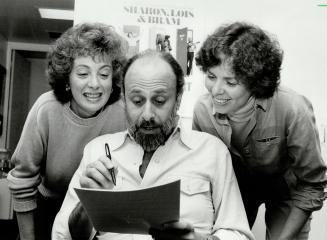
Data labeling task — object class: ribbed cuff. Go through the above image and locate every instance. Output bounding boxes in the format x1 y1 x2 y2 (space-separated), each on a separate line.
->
292 189 327 211
13 198 37 212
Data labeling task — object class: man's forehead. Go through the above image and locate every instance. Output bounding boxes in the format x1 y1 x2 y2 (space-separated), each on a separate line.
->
125 56 176 92
127 80 172 92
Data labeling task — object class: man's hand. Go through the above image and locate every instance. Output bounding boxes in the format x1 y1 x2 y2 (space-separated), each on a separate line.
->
149 221 220 240
80 155 118 189
69 202 93 240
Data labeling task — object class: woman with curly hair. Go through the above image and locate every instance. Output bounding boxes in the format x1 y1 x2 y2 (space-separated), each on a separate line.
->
7 22 128 240
193 22 326 240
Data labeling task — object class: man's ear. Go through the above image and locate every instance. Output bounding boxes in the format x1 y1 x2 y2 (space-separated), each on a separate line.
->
175 93 183 111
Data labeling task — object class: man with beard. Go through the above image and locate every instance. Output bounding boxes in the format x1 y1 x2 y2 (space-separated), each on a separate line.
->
52 50 254 240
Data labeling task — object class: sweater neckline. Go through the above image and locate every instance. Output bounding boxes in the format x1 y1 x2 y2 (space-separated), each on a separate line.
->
227 96 255 123
63 102 107 126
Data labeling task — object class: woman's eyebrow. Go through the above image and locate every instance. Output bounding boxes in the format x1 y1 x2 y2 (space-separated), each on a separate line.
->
207 69 215 76
74 64 90 69
99 65 112 70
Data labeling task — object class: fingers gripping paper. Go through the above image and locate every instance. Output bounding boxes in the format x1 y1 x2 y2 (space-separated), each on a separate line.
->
74 180 180 234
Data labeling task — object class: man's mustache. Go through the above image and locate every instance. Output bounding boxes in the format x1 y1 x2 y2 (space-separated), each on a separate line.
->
139 120 161 129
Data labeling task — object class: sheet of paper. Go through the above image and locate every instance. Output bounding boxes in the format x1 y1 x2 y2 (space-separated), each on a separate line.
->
74 180 180 234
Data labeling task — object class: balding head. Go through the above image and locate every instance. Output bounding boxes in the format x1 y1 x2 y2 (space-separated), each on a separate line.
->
122 50 184 152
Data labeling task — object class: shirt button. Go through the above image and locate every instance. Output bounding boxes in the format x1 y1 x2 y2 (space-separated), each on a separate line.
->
245 149 250 154
155 159 160 163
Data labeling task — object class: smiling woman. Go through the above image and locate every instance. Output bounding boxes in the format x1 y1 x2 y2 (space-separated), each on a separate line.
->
193 21 327 240
69 56 114 118
6 22 128 240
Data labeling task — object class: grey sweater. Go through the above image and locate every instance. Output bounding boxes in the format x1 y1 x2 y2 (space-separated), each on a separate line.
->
7 91 127 212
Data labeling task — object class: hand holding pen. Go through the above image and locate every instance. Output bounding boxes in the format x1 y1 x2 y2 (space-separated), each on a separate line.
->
105 143 116 186
80 144 117 189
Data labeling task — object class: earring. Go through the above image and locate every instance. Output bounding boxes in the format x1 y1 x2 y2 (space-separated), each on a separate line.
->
65 84 70 91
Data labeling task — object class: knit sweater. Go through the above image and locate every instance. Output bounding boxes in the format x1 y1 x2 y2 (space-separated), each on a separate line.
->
7 91 128 212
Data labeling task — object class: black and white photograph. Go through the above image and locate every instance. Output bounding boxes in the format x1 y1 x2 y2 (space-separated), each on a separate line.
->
0 1 326 240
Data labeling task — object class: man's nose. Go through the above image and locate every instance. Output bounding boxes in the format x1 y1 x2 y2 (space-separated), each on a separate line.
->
141 102 155 121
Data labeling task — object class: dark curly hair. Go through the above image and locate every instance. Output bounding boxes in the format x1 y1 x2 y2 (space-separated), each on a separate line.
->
195 21 283 98
121 49 184 99
47 22 128 104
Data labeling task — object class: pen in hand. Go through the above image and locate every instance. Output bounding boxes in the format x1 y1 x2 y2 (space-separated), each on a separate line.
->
105 143 116 186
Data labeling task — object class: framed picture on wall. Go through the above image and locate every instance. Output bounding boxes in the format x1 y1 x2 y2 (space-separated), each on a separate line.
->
123 25 140 58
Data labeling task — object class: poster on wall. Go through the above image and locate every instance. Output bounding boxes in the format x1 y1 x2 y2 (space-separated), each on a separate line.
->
123 25 141 58
74 0 207 118
121 3 197 68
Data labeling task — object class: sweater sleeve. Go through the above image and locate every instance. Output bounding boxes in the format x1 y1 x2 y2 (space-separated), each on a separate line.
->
7 98 47 212
287 97 327 211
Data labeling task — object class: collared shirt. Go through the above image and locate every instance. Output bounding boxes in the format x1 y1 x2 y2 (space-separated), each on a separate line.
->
52 126 254 240
193 86 327 211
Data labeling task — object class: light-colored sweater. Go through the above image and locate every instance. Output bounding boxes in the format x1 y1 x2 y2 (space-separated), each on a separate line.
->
7 91 127 212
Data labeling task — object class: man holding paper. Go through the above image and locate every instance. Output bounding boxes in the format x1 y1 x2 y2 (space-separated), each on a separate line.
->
52 50 254 240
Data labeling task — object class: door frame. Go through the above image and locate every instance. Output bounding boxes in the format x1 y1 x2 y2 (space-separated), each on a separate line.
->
0 42 50 149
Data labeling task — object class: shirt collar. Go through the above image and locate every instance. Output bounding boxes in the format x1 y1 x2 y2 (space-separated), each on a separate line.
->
107 130 129 151
171 122 196 149
255 97 268 112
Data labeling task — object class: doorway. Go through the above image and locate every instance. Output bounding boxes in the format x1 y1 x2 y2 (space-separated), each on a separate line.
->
7 50 50 153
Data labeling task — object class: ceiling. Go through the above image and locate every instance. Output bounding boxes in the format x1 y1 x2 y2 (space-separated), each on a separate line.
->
0 0 74 45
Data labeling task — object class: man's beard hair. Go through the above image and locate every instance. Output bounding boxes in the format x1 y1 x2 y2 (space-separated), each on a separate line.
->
127 109 179 152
